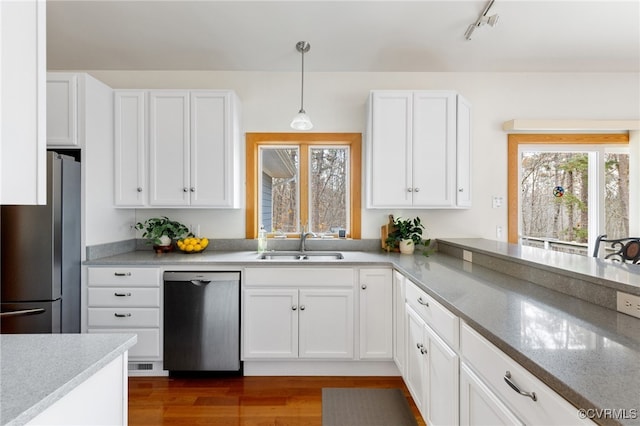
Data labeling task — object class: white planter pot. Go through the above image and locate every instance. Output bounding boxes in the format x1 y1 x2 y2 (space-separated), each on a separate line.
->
399 239 415 254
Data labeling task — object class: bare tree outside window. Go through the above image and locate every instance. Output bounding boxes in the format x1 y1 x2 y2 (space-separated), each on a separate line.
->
520 151 629 255
309 147 348 234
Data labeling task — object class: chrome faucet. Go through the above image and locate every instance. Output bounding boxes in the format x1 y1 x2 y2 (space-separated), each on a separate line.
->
299 231 317 252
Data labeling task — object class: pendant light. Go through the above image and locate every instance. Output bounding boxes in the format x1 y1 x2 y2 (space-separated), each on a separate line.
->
290 41 313 130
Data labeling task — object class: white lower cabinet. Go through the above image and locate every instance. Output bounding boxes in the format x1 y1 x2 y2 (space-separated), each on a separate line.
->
460 362 524 425
242 268 354 360
405 305 459 426
87 267 162 363
392 270 406 374
359 268 393 359
460 322 595 425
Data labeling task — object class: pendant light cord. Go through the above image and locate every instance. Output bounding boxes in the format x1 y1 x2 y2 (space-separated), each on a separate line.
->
299 46 305 113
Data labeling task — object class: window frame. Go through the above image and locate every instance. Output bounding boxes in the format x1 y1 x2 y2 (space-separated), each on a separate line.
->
507 133 629 246
246 133 361 239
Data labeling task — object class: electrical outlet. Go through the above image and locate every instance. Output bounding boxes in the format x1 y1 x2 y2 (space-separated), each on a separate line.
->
463 250 473 263
492 196 503 208
617 291 640 319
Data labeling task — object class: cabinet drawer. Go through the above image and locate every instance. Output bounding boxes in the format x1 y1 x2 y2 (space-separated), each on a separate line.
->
245 268 353 287
88 288 160 307
88 308 159 328
88 267 160 287
88 328 160 359
460 322 593 425
406 280 459 349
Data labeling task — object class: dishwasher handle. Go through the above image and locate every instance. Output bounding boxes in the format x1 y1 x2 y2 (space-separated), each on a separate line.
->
190 280 211 286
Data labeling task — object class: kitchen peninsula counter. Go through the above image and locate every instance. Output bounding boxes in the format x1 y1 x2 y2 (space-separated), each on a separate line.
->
85 239 640 425
1 333 136 426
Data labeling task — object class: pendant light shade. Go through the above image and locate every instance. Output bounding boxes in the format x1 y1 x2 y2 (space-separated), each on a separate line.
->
291 41 313 130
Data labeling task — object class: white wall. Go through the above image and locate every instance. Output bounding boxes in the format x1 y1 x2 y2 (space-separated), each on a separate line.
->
84 70 639 242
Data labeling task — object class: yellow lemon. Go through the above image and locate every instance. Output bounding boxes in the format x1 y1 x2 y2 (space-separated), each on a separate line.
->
193 244 202 251
185 244 194 252
201 238 209 248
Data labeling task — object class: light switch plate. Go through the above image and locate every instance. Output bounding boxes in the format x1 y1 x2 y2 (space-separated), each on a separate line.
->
617 291 640 319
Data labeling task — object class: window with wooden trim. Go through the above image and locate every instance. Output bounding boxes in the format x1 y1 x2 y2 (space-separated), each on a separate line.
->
508 134 630 256
246 133 361 239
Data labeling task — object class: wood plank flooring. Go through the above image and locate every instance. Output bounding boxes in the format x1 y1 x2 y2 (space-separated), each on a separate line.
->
129 375 427 426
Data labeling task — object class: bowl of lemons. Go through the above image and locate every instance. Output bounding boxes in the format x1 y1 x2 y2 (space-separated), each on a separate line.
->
176 237 209 254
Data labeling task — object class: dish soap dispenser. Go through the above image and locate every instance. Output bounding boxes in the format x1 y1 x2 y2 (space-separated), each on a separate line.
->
258 225 267 253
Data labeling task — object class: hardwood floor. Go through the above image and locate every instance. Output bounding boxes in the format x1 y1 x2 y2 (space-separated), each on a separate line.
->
129 375 426 426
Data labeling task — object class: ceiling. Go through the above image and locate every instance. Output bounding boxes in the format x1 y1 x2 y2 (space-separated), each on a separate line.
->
47 0 640 73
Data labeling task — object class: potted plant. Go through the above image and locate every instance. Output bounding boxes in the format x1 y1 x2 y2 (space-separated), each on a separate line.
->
385 216 430 255
135 216 193 253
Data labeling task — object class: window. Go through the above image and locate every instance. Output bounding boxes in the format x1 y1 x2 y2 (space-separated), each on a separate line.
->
246 133 361 239
508 134 630 256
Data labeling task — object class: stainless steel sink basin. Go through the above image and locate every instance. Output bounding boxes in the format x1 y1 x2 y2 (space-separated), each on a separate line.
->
258 251 344 261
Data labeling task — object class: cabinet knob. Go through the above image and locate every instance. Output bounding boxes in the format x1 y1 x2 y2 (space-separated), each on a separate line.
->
416 343 423 349
420 347 428 355
407 188 413 192
291 305 297 311
299 305 306 311
183 188 189 193
414 187 420 192
361 284 367 290
190 187 195 192
458 188 464 192
137 187 143 192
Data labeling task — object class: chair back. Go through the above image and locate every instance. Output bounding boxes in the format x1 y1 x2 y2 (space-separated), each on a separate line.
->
593 235 640 264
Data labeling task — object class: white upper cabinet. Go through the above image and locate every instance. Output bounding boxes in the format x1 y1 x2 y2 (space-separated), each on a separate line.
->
47 73 78 147
1 0 46 205
114 91 146 207
366 90 471 209
149 91 190 206
115 90 241 208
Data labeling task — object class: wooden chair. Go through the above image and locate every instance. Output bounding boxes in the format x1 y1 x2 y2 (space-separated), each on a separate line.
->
593 235 640 264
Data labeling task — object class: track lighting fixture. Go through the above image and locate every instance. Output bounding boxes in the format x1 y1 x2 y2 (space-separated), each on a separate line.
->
464 0 499 40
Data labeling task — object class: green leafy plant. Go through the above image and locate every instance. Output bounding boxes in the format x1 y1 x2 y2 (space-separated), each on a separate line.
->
385 216 432 255
135 216 193 246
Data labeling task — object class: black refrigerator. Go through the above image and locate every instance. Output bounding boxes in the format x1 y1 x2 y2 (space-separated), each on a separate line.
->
0 152 81 333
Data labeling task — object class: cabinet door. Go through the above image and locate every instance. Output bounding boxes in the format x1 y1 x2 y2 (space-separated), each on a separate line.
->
405 306 427 417
456 94 472 207
47 73 77 146
190 91 235 207
393 271 406 374
299 289 354 359
243 288 298 359
149 91 189 206
412 91 456 207
425 325 459 426
460 363 524 426
1 0 46 205
359 268 393 359
114 91 146 206
367 91 413 208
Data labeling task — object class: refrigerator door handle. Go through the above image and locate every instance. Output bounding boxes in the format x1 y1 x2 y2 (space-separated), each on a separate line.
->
0 308 46 318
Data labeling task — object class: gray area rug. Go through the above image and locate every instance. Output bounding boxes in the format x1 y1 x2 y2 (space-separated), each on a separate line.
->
322 388 418 426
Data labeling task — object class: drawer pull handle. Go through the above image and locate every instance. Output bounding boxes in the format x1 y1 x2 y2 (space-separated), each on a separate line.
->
114 313 132 318
114 292 132 297
504 371 537 401
114 272 132 277
417 297 429 307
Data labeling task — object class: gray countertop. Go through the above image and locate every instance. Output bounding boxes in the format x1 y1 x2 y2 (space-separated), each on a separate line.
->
85 242 640 425
1 333 137 426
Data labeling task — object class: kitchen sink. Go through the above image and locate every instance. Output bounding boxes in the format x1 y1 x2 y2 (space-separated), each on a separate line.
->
257 251 344 261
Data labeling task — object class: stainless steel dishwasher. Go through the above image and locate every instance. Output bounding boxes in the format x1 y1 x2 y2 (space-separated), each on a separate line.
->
163 271 241 373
